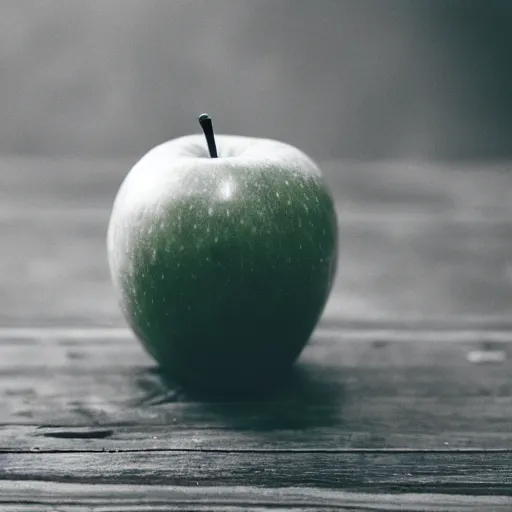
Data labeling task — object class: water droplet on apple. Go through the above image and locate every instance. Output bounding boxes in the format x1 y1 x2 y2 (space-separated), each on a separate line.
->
193 224 197 229
275 192 280 198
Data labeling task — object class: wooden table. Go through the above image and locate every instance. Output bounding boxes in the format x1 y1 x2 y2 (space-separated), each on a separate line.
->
1 157 511 510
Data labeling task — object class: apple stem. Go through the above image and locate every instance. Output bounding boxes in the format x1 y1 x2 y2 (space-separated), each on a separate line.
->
198 113 218 158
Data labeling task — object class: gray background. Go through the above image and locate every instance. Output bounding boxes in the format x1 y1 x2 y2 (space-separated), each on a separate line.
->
2 0 512 161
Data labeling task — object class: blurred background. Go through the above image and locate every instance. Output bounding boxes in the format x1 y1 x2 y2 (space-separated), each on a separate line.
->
2 0 512 161
1 0 512 328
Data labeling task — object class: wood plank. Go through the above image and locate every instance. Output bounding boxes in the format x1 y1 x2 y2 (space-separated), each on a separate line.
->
1 330 511 448
2 482 511 512
0 157 510 506
0 450 511 495
3 425 512 452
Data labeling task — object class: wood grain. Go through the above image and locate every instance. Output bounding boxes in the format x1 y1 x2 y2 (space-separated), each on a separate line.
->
1 450 512 494
1 482 511 512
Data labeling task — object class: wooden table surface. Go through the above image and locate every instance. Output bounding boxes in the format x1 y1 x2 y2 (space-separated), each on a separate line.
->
1 157 511 510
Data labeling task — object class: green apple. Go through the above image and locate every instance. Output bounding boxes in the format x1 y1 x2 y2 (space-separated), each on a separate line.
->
107 114 338 395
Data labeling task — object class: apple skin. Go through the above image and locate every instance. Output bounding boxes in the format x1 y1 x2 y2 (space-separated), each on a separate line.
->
107 134 338 394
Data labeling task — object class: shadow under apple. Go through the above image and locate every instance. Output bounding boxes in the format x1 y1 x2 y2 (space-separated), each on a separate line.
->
134 359 344 430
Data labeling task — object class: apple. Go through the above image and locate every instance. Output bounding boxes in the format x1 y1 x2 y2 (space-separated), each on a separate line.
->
107 114 338 395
